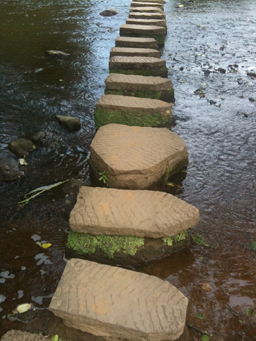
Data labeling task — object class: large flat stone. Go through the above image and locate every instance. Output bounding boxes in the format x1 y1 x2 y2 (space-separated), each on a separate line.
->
130 6 164 13
120 24 166 45
129 12 166 20
109 56 168 78
126 18 167 27
105 73 174 103
110 47 160 58
115 36 159 49
49 259 188 341
131 1 163 9
133 0 164 3
89 124 188 189
94 94 172 128
70 187 199 238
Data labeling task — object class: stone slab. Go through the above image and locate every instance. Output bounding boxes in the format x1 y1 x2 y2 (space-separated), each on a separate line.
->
109 56 168 78
70 187 199 238
133 0 164 3
1 331 46 341
105 73 174 102
49 259 188 341
130 6 164 13
94 94 172 128
110 47 160 58
120 24 167 37
115 36 159 49
126 18 167 27
129 12 166 20
89 124 188 189
131 1 163 9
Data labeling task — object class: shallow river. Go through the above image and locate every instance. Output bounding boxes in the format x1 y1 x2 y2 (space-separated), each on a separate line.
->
0 0 255 340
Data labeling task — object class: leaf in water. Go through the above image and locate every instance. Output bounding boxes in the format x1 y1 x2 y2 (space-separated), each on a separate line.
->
52 336 59 341
202 283 212 292
33 145 36 149
202 336 209 341
167 182 174 187
42 243 52 249
36 241 42 247
198 313 203 319
12 303 31 314
192 235 209 247
246 308 254 316
19 159 28 166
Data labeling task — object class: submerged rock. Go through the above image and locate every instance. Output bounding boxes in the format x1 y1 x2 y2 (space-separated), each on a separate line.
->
32 131 46 143
46 50 70 57
1 330 46 341
62 178 89 195
56 115 81 132
100 8 118 16
9 138 35 157
0 157 24 181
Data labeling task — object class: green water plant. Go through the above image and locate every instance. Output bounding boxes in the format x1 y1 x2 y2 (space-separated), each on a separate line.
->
97 171 108 186
162 230 188 246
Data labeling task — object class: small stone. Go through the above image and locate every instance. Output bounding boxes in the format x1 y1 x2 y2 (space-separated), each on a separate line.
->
0 157 24 181
100 8 118 16
56 115 81 132
49 259 188 341
249 97 255 102
46 50 70 57
217 67 226 74
62 178 89 195
9 138 34 157
31 131 46 143
34 68 43 73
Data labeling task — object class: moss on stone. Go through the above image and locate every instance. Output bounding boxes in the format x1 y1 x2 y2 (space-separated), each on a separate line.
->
105 89 163 100
162 230 188 246
94 107 168 129
67 231 144 259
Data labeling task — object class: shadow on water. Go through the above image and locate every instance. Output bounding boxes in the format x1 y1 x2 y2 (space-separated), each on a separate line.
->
0 0 256 340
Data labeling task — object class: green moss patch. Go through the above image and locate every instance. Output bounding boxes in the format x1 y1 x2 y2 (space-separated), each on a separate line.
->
94 108 168 129
162 230 188 246
67 231 144 259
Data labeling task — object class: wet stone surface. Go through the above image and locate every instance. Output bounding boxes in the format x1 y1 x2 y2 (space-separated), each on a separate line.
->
110 47 161 58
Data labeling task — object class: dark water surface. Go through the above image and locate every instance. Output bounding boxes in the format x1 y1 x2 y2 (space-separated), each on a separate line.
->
0 0 256 340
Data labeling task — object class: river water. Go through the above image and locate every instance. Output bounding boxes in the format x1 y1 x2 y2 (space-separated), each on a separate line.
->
0 0 255 339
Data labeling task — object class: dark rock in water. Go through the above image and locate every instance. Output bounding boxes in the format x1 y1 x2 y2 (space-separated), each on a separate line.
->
247 71 256 78
208 100 217 105
0 157 24 181
56 115 81 132
46 50 70 57
62 178 89 195
9 138 35 157
32 131 46 143
100 8 118 16
217 67 226 74
249 97 255 102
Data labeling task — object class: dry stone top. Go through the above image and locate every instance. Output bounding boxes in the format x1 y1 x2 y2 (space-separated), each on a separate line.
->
120 24 166 36
94 94 172 128
110 47 160 58
126 18 167 27
115 36 158 49
131 1 163 9
89 124 188 189
130 6 164 13
129 11 166 20
109 56 168 78
105 73 174 103
49 259 188 341
133 0 164 3
70 187 199 238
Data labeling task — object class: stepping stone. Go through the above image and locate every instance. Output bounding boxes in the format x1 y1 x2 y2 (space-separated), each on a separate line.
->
126 18 167 27
49 259 189 341
94 94 172 128
110 47 160 58
109 56 168 78
89 124 188 189
130 6 164 13
133 0 164 3
129 11 166 21
115 36 159 50
131 1 164 9
120 24 167 46
70 187 199 238
105 73 174 103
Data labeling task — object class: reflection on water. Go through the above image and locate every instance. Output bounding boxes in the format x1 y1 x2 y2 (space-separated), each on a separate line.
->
0 0 256 339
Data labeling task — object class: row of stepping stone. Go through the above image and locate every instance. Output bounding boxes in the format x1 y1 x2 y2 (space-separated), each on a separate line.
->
49 1 199 341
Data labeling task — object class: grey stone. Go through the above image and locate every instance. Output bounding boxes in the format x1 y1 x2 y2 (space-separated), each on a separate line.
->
56 115 81 132
89 124 188 189
1 330 46 341
49 259 188 341
130 1 164 9
129 12 165 19
126 18 167 27
120 24 167 37
115 37 159 50
32 131 46 143
46 50 70 57
9 138 35 157
70 187 199 238
0 157 24 181
100 8 118 16
110 47 161 58
130 6 164 13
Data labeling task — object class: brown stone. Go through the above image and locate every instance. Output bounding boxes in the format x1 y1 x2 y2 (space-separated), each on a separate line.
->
49 259 188 341
70 187 199 238
110 47 160 58
89 124 188 189
126 18 167 27
105 73 174 102
129 12 166 20
115 36 158 49
109 56 168 78
133 0 164 3
131 1 164 9
120 24 167 37
130 6 164 13
1 330 46 341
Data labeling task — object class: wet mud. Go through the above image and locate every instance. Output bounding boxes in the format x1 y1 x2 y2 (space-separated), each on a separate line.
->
0 0 255 340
